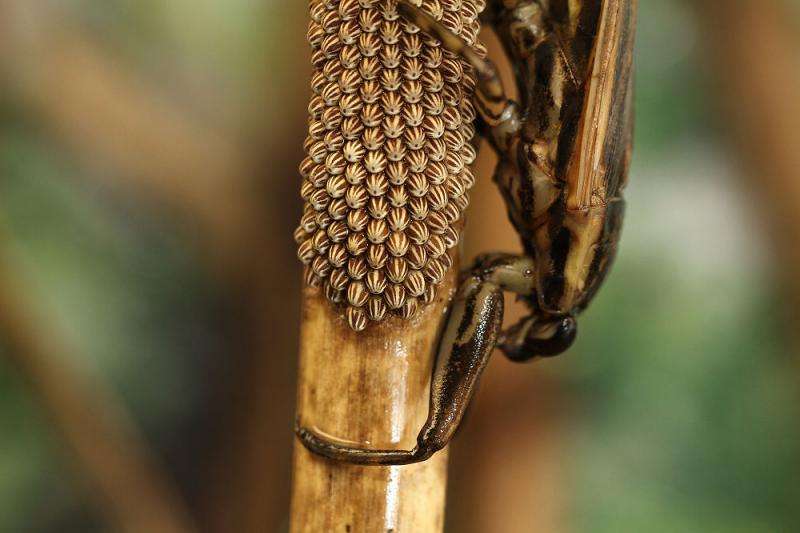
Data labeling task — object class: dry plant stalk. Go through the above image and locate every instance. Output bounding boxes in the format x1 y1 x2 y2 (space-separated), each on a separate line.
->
291 0 483 530
291 276 455 531
0 255 194 533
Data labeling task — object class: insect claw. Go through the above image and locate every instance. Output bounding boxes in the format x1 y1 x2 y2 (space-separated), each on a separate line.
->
500 315 577 362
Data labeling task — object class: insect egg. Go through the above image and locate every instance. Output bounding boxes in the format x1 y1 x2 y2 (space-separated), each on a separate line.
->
296 0 484 330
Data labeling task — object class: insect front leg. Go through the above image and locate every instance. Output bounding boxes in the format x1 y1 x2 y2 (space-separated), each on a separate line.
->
468 253 577 362
499 314 577 362
296 262 505 465
415 252 579 458
296 253 543 465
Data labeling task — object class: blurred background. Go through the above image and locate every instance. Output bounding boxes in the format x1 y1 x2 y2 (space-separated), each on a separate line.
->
1 0 800 531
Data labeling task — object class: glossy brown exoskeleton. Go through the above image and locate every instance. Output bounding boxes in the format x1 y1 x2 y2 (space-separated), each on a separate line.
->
298 0 637 465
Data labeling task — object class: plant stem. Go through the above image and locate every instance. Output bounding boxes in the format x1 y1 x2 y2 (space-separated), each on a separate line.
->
289 270 456 532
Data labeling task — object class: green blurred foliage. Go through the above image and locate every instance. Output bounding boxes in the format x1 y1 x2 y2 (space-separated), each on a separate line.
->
0 106 221 530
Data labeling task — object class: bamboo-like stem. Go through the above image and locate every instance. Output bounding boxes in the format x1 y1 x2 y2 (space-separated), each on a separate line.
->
0 256 196 533
289 268 456 532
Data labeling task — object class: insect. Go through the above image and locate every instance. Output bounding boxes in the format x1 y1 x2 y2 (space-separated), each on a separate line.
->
297 0 636 465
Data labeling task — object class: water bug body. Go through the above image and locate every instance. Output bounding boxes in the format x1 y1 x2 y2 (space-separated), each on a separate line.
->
296 0 637 465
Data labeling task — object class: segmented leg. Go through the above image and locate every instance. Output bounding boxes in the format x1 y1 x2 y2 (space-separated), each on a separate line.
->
296 253 574 465
469 254 577 362
498 314 577 362
296 266 505 465
397 1 504 104
397 1 521 151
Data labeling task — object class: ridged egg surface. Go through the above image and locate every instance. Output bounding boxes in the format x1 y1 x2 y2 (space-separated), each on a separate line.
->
295 0 486 331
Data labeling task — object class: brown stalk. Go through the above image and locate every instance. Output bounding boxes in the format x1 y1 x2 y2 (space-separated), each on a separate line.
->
0 252 195 533
289 275 455 532
288 0 487 528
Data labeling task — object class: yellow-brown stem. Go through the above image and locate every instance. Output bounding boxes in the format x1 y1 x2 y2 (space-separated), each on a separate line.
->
289 268 456 532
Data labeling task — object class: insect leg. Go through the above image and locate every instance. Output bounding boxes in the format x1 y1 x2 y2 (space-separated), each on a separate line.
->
397 1 504 104
296 259 511 465
296 253 572 464
470 253 578 362
498 314 577 362
397 1 521 151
